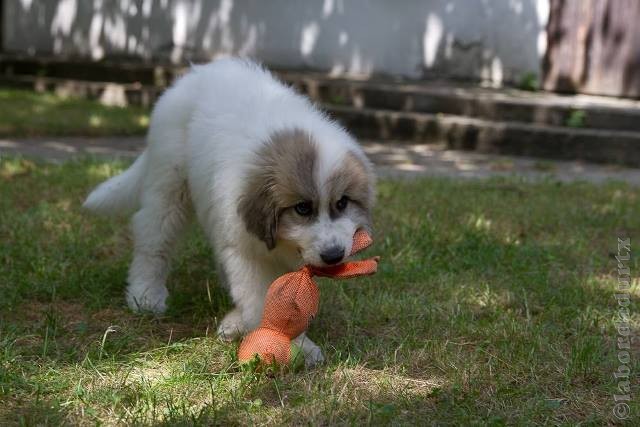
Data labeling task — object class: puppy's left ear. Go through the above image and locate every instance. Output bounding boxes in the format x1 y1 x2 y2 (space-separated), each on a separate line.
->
237 177 278 250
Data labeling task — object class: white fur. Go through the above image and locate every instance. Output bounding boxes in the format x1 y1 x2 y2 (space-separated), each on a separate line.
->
83 58 373 367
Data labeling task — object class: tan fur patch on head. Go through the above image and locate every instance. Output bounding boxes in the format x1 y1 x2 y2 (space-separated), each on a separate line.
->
265 129 319 207
237 128 318 249
326 151 374 214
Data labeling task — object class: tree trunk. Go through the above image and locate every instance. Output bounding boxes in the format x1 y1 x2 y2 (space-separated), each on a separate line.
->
543 0 640 98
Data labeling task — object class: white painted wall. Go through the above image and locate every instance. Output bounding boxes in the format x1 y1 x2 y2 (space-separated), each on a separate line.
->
2 0 549 84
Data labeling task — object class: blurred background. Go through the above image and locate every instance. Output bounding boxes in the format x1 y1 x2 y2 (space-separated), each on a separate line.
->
1 0 640 168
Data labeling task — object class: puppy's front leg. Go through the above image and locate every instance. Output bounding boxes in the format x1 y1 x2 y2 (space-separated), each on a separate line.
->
216 248 272 341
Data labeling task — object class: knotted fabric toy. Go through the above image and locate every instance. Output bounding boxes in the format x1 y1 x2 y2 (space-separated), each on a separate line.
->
238 229 379 368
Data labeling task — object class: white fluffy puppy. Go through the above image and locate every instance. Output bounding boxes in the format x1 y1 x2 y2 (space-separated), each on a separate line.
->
84 58 375 366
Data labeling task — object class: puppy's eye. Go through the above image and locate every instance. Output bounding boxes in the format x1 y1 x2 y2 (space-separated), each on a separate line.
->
336 196 348 211
294 201 313 216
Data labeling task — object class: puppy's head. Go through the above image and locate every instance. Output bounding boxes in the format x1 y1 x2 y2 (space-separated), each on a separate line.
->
238 128 374 267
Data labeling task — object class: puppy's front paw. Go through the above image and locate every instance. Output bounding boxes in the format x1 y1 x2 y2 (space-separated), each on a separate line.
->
217 308 246 341
304 345 325 368
293 334 325 368
126 284 168 314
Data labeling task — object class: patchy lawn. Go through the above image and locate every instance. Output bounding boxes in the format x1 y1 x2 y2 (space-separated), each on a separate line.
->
0 156 638 425
0 89 149 137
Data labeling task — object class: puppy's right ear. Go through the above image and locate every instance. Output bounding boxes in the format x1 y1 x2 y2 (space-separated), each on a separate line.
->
237 176 278 250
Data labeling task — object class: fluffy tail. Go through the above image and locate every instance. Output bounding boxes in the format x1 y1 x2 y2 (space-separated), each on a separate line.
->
83 151 148 216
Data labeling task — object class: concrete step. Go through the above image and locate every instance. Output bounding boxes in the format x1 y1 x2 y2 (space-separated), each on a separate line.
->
284 73 640 133
325 104 640 167
0 55 184 87
2 68 640 167
3 56 640 132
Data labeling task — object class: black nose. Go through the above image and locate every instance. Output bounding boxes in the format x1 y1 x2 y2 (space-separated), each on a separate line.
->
320 246 345 265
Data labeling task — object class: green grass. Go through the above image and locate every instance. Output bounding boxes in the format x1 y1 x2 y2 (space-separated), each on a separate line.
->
1 156 638 425
566 110 587 128
0 89 150 137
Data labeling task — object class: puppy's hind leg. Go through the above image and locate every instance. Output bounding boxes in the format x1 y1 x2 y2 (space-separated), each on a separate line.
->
127 181 190 314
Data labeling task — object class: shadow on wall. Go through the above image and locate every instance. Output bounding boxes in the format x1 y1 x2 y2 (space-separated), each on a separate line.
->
3 0 548 85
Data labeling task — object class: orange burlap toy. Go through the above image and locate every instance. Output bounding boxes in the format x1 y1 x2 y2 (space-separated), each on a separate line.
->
238 229 379 367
